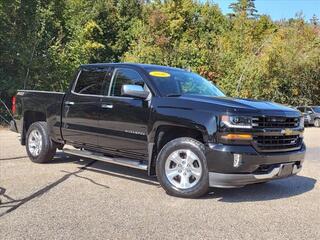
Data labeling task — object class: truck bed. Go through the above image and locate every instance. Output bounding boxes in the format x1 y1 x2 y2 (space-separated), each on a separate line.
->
14 90 65 143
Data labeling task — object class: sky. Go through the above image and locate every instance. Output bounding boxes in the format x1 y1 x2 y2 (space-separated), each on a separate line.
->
212 0 320 20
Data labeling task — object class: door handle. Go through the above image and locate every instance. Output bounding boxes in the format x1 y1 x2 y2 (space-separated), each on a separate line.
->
65 101 75 106
101 104 113 109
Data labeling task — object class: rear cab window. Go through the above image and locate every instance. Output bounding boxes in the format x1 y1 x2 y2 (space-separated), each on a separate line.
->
74 68 109 95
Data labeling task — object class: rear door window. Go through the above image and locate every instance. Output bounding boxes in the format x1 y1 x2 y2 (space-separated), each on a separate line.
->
74 69 107 95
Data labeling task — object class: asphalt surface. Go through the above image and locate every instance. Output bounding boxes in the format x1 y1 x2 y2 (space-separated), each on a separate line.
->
0 128 319 240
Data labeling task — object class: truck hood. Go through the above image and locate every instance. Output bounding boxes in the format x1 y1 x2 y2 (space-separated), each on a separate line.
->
175 95 300 116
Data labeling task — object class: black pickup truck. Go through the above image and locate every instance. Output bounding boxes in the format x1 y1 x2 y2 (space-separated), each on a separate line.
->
10 63 305 198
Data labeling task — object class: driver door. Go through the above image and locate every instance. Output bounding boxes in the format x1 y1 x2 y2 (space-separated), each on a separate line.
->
98 67 150 159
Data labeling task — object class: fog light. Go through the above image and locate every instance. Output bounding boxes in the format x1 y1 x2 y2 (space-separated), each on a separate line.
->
233 154 242 168
221 133 252 140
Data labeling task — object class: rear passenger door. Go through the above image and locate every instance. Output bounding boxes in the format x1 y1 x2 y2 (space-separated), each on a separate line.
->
98 67 150 160
62 67 108 147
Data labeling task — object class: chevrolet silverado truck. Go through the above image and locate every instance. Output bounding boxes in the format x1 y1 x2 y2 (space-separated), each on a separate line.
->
10 63 306 198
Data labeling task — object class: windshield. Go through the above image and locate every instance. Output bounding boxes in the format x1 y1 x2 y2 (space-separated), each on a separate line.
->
312 107 320 113
148 69 225 97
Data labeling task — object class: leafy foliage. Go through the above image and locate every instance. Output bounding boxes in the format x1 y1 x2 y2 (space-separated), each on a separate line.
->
1 0 320 124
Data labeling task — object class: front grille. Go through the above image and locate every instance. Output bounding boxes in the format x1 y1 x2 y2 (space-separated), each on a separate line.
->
253 135 302 152
252 116 299 128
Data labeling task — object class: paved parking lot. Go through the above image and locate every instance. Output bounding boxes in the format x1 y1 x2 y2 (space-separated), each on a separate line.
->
0 128 319 239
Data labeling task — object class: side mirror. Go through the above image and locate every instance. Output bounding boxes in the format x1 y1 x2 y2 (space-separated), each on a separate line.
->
121 84 149 99
308 111 313 114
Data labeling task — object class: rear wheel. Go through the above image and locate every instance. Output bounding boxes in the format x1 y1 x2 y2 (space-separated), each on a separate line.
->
156 137 209 198
26 122 57 163
314 119 320 127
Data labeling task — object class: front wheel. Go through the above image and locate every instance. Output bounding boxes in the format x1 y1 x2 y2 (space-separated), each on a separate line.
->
156 137 209 198
314 119 320 128
26 121 57 163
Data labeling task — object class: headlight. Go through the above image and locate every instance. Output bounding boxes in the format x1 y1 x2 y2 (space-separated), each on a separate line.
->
221 115 252 129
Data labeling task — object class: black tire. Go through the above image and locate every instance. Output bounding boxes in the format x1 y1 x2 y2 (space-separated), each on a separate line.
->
314 119 320 128
26 121 57 163
156 137 209 198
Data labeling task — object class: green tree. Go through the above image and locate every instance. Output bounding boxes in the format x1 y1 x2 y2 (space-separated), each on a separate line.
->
229 0 258 19
124 0 228 80
1 0 320 125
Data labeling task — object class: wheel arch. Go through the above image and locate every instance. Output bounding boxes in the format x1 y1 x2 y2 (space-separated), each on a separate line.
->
21 111 46 145
147 124 208 176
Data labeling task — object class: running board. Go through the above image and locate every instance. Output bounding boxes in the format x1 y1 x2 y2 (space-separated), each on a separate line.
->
63 148 148 171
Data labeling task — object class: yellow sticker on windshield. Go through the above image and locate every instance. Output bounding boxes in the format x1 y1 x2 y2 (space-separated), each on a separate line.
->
149 71 171 77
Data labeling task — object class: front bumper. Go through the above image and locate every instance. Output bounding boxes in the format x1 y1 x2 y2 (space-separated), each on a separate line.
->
206 143 305 188
209 163 302 188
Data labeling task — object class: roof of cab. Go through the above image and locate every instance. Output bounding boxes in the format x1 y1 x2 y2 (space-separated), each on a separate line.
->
80 62 186 72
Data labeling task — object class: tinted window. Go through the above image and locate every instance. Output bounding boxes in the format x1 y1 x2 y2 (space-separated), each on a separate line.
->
110 68 144 96
74 69 107 95
306 107 313 112
297 107 305 112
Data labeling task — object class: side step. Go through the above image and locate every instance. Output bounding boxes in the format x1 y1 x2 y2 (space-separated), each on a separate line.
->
63 148 148 171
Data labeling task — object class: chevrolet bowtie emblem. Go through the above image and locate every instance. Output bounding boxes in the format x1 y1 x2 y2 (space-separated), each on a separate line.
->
281 128 294 135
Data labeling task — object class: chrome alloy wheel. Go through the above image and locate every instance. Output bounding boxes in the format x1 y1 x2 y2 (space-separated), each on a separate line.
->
165 149 202 189
28 129 43 157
